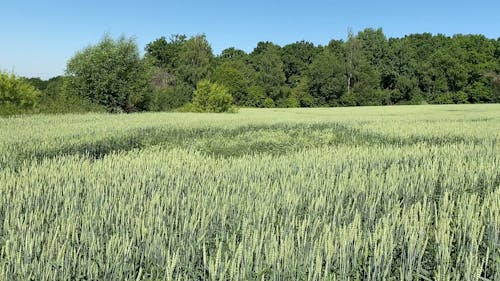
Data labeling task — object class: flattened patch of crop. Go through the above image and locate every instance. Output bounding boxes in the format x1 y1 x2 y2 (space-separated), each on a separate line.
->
3 122 487 170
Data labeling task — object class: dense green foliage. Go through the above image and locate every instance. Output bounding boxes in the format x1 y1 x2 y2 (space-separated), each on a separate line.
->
190 80 235 113
0 72 39 115
66 35 152 113
3 29 500 115
145 29 500 108
33 76 106 114
0 105 499 280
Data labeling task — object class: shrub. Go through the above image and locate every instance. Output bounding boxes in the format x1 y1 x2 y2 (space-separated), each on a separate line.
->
286 94 300 108
340 92 357 106
262 97 275 108
32 76 105 114
0 72 39 115
433 92 455 104
146 83 193 111
192 80 235 113
453 91 469 104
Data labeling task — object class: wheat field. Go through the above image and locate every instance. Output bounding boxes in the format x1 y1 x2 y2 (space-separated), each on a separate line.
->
0 104 499 280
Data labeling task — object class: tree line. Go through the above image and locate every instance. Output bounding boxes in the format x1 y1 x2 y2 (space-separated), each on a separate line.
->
2 28 500 115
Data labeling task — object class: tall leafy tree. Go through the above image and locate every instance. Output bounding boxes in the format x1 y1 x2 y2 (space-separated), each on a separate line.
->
429 48 467 93
210 61 252 105
219 47 248 63
281 41 318 85
352 62 381 105
144 34 187 70
66 35 152 112
307 49 346 106
344 30 381 104
176 35 214 89
214 48 256 105
384 38 413 92
357 28 388 69
246 85 267 107
251 41 278 56
489 72 500 102
145 34 210 111
290 77 313 107
346 29 361 95
250 42 286 103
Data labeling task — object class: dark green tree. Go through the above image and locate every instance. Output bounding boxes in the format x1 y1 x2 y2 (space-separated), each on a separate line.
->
144 34 187 70
143 35 193 111
219 47 248 62
147 81 192 111
394 75 422 104
326 40 346 59
251 41 278 55
250 42 286 104
307 49 346 106
176 35 214 89
352 62 381 105
246 85 267 107
465 81 495 103
21 77 48 91
210 61 252 105
290 77 313 107
345 30 381 105
281 41 318 85
385 38 416 91
36 76 105 113
357 28 389 70
429 48 468 93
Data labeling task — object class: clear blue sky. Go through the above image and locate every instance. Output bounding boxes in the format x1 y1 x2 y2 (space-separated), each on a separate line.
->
1 0 499 79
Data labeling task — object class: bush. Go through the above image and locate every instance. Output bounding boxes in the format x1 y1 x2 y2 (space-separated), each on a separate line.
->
178 102 201 112
35 76 105 114
0 72 39 115
340 92 357 106
262 97 275 108
374 89 393 105
409 92 426 105
192 80 235 112
146 83 193 111
453 91 469 104
433 92 455 104
286 95 300 108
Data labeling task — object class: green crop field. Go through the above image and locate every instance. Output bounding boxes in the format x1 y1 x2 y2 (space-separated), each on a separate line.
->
0 104 499 280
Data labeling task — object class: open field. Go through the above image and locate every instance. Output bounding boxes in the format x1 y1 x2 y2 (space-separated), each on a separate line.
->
0 104 499 280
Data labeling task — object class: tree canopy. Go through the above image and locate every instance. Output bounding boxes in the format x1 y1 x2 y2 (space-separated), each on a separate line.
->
66 35 152 112
142 29 500 108
6 29 500 116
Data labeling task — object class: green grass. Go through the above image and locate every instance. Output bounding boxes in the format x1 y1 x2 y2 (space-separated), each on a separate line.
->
0 104 499 280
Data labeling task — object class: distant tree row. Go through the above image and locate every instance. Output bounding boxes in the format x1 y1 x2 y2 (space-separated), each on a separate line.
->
142 29 500 110
2 28 500 115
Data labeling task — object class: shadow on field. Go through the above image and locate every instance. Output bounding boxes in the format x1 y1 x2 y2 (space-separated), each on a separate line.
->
6 122 486 169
